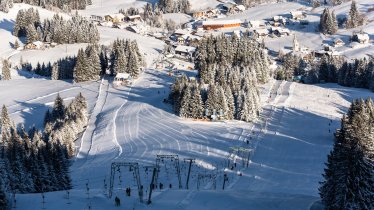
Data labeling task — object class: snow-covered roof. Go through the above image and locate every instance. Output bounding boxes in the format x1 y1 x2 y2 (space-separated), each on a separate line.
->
271 27 290 33
202 19 241 26
105 13 125 20
355 33 369 41
235 5 245 11
175 45 196 53
128 25 140 33
128 15 141 20
334 38 344 43
115 73 130 79
290 11 304 18
181 34 201 41
174 29 190 35
249 20 265 27
254 28 269 35
32 41 44 47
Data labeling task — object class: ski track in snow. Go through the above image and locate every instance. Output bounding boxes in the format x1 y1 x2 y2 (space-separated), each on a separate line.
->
76 78 109 165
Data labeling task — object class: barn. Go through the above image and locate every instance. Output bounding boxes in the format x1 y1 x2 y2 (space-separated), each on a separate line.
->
202 19 241 30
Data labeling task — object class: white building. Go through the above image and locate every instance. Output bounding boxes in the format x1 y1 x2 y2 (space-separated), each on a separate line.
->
352 33 370 44
175 45 196 56
290 11 305 20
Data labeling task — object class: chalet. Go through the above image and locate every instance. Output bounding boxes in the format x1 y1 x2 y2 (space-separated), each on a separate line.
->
273 16 282 22
269 21 281 27
352 33 370 44
192 11 205 19
99 21 113 27
90 15 103 22
254 28 269 37
104 13 125 23
290 11 305 20
248 20 265 28
206 9 219 18
173 29 190 36
153 32 167 40
235 5 245 12
127 15 142 22
177 36 185 45
24 41 44 50
114 73 132 86
271 27 290 37
127 25 140 34
175 45 196 56
202 19 241 30
220 3 236 13
333 38 344 47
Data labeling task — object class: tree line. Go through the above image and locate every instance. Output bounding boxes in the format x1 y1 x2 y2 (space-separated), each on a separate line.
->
0 93 88 207
13 8 99 44
170 34 269 122
320 98 374 209
0 0 89 13
158 0 191 14
21 39 143 82
278 52 374 91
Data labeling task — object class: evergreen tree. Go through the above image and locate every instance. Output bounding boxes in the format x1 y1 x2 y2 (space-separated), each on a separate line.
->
114 48 127 75
51 94 65 123
73 49 88 83
190 85 204 119
179 85 192 118
320 99 374 209
14 39 20 49
1 105 12 146
1 59 11 80
347 0 360 28
320 8 337 35
26 24 39 43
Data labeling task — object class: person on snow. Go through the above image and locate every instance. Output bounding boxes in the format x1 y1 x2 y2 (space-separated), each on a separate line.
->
115 196 121 206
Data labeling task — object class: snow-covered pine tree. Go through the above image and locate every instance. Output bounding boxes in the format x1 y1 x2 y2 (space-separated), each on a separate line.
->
347 0 360 28
127 49 140 78
114 48 127 75
319 99 374 209
26 24 39 43
7 128 28 192
1 59 11 80
51 62 59 80
190 83 204 119
205 84 218 117
1 105 12 146
0 0 13 13
51 94 66 124
224 85 235 120
14 39 19 49
179 85 192 118
85 45 101 81
73 48 88 82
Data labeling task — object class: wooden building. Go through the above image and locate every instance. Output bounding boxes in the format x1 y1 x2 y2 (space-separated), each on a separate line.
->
202 19 241 30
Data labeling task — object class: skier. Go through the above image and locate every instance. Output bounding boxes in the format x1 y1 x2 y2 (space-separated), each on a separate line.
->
115 196 121 206
169 184 172 189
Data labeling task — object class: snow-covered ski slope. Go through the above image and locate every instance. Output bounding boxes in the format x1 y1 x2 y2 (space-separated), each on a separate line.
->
11 68 374 210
